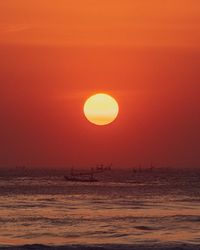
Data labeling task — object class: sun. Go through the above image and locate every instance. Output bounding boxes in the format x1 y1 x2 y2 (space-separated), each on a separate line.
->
83 93 119 126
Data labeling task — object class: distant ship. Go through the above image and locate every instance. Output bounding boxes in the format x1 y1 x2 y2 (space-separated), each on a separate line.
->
95 163 112 172
132 163 155 174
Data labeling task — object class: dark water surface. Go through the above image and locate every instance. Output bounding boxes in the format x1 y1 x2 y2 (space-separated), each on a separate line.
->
0 169 200 249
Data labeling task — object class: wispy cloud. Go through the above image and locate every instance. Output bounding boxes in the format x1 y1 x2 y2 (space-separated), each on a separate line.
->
0 24 30 33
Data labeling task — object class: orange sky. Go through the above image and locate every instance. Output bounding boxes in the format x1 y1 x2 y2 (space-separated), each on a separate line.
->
0 0 200 47
0 1 200 168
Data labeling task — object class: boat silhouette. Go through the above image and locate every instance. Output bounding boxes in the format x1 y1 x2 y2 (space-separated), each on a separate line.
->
64 164 112 182
64 175 98 182
64 167 98 182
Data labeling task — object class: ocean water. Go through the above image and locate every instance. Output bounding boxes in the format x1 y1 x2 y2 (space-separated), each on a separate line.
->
0 169 200 250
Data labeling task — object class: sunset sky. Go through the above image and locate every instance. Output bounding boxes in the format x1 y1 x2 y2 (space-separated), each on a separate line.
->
0 0 200 168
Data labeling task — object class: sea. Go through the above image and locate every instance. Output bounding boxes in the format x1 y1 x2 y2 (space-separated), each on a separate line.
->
0 168 200 250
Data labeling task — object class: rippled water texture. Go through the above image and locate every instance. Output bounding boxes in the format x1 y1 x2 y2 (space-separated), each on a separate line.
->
0 169 200 249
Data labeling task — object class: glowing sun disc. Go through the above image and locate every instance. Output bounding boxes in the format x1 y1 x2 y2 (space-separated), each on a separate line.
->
83 93 119 126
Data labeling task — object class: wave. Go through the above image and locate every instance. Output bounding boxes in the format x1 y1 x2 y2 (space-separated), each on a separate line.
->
1 243 200 250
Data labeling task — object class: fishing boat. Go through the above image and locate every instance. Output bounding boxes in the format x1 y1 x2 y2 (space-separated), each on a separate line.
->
64 167 98 182
95 163 112 172
64 175 98 182
64 164 112 182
